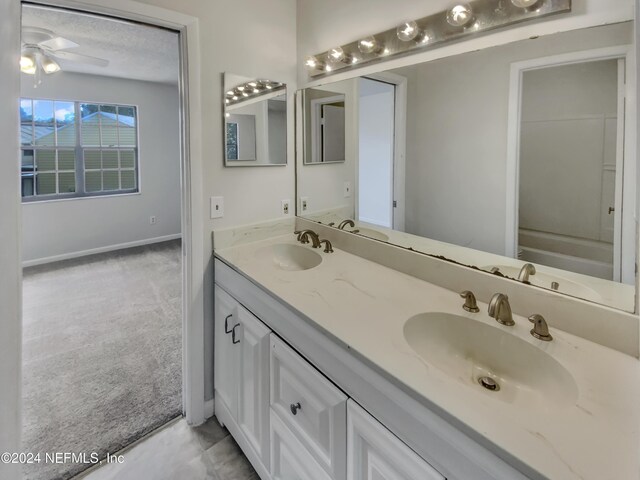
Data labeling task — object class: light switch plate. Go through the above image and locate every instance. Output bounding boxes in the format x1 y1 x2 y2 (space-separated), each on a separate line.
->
300 197 309 212
344 181 351 198
210 196 224 219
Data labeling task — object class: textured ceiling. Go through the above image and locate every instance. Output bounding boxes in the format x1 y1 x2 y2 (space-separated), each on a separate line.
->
22 5 180 84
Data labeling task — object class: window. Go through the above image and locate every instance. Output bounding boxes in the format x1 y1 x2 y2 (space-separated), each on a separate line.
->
20 99 139 200
226 122 238 160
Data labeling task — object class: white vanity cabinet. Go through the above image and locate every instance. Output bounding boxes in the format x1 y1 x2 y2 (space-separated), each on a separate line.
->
214 285 271 472
347 400 444 480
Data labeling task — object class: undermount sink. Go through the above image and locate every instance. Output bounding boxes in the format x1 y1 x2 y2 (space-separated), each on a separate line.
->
354 227 389 242
483 265 601 301
403 312 578 412
257 243 322 271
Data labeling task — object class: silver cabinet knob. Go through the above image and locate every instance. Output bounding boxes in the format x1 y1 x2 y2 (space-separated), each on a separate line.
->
290 402 301 415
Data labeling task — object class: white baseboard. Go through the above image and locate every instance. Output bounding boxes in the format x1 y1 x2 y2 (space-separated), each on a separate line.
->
204 399 214 419
22 234 182 268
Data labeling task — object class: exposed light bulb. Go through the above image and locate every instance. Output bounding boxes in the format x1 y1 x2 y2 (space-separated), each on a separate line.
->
397 20 419 42
226 90 234 95
446 4 474 27
326 47 345 65
358 36 378 54
232 95 238 100
253 88 259 93
266 85 273 90
325 64 333 72
305 55 319 70
237 86 245 91
351 56 359 64
242 92 249 97
41 56 60 74
225 98 230 104
20 52 36 74
248 81 257 87
511 0 541 7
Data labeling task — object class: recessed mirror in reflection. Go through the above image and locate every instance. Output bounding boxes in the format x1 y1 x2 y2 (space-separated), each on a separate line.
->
296 21 636 312
223 72 287 166
303 88 346 164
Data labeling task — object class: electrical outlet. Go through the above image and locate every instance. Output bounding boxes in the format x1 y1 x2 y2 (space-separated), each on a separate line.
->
344 181 351 198
301 197 309 212
210 196 224 219
149 216 157 225
281 199 290 216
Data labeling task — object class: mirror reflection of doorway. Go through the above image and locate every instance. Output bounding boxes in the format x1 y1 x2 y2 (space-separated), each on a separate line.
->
358 77 395 229
517 57 630 283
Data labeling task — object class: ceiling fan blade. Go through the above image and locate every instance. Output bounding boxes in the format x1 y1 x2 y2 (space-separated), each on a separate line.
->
49 50 109 68
39 36 79 51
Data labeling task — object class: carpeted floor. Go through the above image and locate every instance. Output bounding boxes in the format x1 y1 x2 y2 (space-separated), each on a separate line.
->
21 240 183 480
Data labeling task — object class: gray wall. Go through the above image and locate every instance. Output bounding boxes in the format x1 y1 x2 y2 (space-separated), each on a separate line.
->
0 0 22 478
395 22 631 255
20 71 181 264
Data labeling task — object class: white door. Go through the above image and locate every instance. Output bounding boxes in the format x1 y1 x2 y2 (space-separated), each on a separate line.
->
236 305 271 469
347 400 444 480
213 286 239 419
323 104 346 162
358 78 395 228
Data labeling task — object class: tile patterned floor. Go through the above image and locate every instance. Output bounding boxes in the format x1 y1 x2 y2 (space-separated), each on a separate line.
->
76 416 258 480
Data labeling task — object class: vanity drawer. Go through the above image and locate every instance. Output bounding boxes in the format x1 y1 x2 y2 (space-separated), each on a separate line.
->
270 335 347 480
270 409 333 480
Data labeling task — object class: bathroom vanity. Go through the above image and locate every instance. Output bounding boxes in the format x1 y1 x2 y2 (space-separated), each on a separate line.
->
212 223 639 480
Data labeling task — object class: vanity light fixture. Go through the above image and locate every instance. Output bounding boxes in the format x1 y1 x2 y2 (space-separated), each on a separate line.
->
446 4 474 27
225 78 286 106
358 36 379 54
397 20 420 41
303 0 570 78
511 0 543 7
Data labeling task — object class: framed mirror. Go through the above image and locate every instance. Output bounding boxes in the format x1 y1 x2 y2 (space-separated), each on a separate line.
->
223 72 287 166
296 20 637 312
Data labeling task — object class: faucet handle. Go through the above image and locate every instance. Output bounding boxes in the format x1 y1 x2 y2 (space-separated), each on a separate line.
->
529 314 552 341
460 290 479 313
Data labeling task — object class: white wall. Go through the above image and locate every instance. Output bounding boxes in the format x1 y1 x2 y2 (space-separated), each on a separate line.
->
297 0 634 86
0 0 22 478
20 71 181 264
396 23 632 255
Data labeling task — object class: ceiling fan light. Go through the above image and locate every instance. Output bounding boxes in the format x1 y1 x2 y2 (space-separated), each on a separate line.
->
20 52 36 74
41 56 60 74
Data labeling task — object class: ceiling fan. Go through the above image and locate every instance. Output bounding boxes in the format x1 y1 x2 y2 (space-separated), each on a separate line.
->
20 26 109 78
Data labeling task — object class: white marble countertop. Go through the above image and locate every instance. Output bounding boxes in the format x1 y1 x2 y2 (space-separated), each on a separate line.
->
215 234 640 480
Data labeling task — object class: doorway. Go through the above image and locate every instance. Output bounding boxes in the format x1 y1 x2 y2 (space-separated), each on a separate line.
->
506 47 635 285
19 4 186 479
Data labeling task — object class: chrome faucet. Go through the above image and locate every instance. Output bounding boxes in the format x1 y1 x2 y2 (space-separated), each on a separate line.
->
488 293 515 326
529 314 552 341
337 219 355 230
294 229 321 248
518 263 536 283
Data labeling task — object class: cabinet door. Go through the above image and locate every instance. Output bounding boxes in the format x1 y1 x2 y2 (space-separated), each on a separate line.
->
271 335 347 480
347 400 444 480
271 410 333 480
214 285 239 420
237 304 271 469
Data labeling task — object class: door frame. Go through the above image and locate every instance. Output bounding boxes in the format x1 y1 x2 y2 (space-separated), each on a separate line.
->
361 71 407 231
505 45 636 285
20 0 207 425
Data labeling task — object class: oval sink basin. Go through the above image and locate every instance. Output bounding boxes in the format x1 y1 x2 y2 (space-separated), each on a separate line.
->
483 264 601 301
355 227 389 242
257 244 322 271
403 313 578 412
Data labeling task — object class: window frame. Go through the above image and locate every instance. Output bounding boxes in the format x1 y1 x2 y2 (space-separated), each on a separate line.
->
20 97 140 202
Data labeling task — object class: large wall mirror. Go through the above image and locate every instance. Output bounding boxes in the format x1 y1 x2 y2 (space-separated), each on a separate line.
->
224 72 287 166
296 20 637 312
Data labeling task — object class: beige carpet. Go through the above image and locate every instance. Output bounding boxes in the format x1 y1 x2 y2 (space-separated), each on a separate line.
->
21 240 182 480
